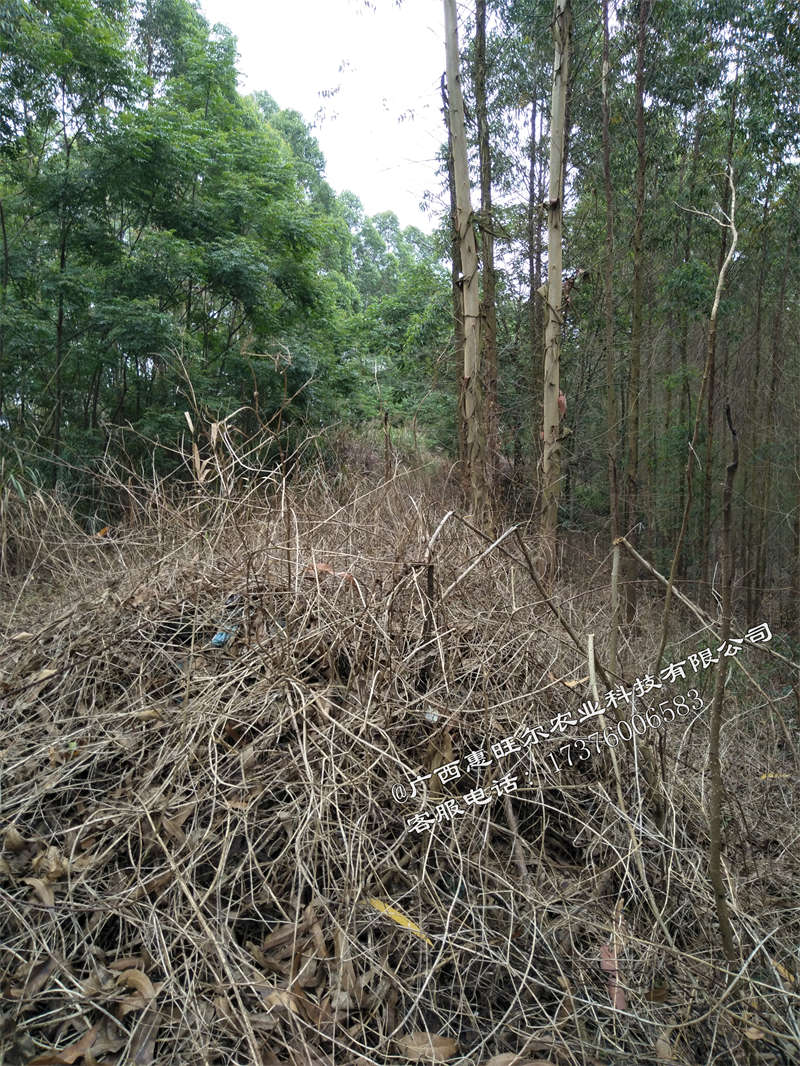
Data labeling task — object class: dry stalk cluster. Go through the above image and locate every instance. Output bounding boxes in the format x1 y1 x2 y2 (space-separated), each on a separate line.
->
1 457 798 1066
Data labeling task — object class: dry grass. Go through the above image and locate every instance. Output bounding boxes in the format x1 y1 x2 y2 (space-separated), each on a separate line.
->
1 445 798 1066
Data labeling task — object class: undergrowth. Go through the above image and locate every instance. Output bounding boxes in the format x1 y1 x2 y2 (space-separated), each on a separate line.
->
0 444 798 1066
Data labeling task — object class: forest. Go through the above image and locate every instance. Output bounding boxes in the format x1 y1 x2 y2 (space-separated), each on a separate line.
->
0 2 798 1065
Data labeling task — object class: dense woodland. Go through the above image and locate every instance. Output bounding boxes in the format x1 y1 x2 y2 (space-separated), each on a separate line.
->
2 4 800 1065
1 0 799 628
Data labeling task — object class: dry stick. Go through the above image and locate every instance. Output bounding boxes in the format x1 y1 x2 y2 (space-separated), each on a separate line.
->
664 930 778 1033
455 519 670 819
653 167 737 674
708 405 738 965
609 539 621 675
511 526 616 689
420 511 455 691
587 634 676 950
616 535 799 672
383 409 391 483
142 807 263 1066
503 793 530 883
618 533 800 766
440 523 519 601
423 510 454 643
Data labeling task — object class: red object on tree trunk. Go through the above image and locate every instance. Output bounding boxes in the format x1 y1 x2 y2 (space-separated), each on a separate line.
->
558 391 567 417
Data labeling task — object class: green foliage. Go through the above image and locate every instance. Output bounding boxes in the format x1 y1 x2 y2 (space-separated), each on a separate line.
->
662 258 716 319
2 0 798 620
0 2 378 489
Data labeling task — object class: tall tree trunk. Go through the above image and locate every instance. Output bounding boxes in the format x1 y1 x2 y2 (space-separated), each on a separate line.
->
672 112 690 561
708 403 739 965
623 0 648 621
645 303 655 554
753 231 790 620
441 75 467 478
444 0 488 525
529 100 546 483
794 445 800 645
528 98 539 403
540 0 571 570
701 77 738 602
653 172 737 672
743 186 772 624
601 0 620 671
0 198 8 418
53 229 67 463
475 0 498 507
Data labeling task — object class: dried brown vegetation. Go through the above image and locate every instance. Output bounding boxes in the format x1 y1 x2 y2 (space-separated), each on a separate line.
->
1 450 798 1066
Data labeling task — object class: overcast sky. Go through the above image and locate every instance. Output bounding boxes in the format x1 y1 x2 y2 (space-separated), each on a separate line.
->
198 0 448 232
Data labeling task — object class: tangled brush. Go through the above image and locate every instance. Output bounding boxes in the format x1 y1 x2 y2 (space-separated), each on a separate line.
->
1 459 798 1065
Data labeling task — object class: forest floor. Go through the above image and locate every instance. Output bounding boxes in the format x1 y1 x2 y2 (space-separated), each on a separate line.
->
1 447 798 1066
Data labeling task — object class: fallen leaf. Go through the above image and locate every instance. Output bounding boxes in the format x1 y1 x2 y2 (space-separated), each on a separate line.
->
645 984 670 1002
116 968 156 1000
481 1056 557 1066
134 708 162 721
4 825 27 852
759 773 791 780
8 955 58 999
95 526 109 538
770 958 795 986
304 563 335 579
264 989 297 1012
129 1004 158 1064
24 877 55 907
32 846 69 881
262 923 300 952
396 1031 458 1062
108 956 145 971
29 1025 98 1064
599 942 626 1010
31 668 58 685
11 631 35 640
599 942 616 973
654 1031 674 1062
548 671 588 689
744 1026 765 1040
310 920 328 959
366 898 433 946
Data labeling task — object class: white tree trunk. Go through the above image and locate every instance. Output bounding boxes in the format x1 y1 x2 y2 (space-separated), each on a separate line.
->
444 0 488 525
540 0 571 566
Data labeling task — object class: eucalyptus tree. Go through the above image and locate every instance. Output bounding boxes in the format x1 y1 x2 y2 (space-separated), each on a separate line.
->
444 0 489 524
539 0 571 565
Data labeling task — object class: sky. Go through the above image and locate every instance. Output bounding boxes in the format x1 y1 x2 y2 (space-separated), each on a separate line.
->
198 0 448 232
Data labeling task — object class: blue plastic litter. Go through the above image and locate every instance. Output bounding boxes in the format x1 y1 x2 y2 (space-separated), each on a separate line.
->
211 624 239 647
211 593 244 647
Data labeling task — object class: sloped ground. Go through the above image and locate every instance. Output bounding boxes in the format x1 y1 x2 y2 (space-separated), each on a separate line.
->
1 459 798 1066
